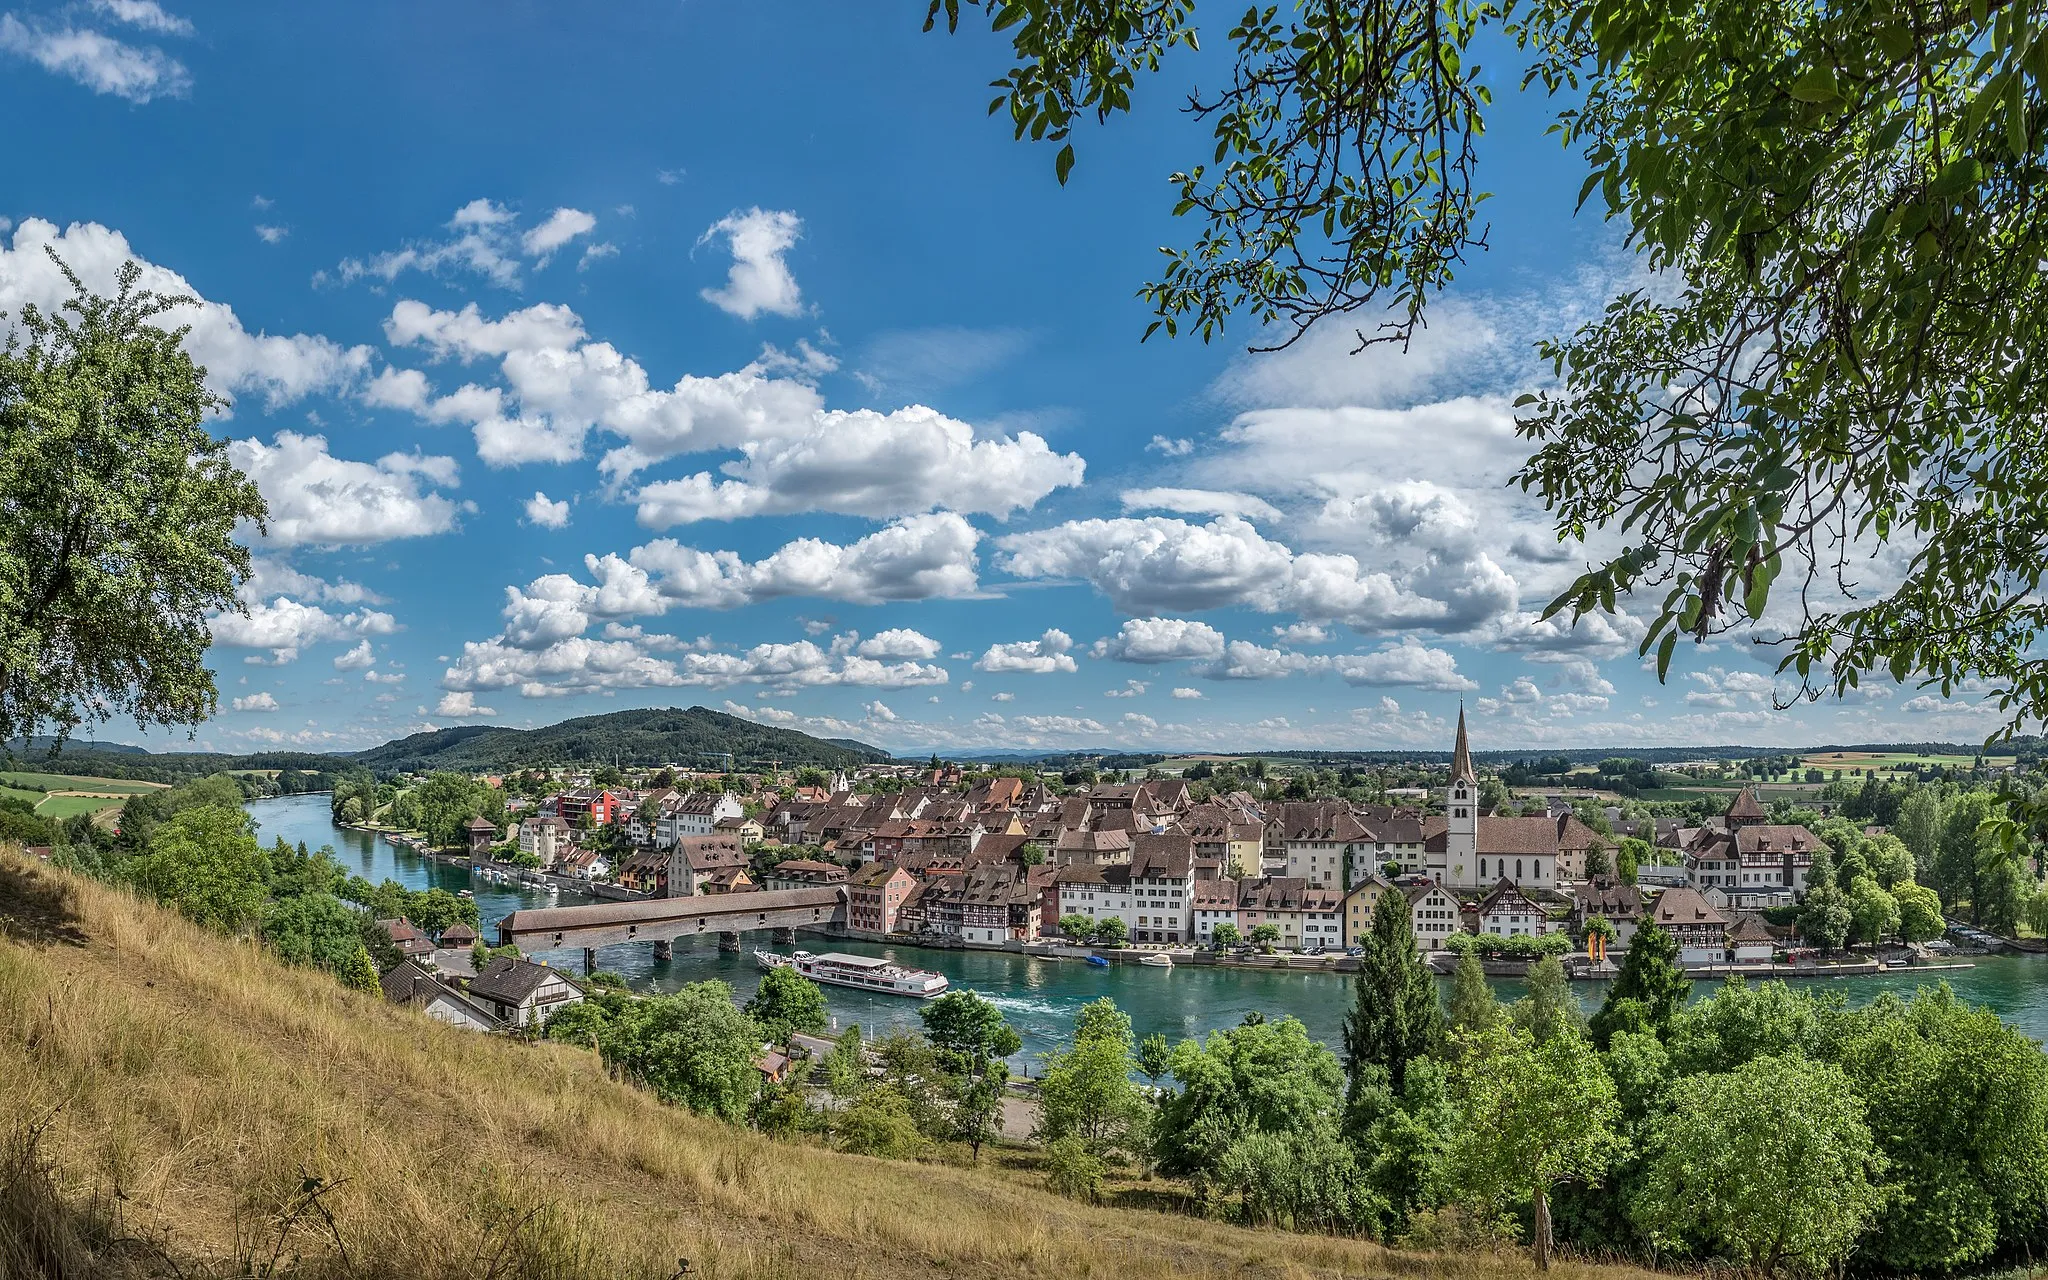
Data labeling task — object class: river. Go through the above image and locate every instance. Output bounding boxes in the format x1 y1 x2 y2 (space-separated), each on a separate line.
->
251 793 2048 1062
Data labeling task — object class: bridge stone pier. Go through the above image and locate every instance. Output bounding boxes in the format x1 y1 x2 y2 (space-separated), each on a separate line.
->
495 886 847 960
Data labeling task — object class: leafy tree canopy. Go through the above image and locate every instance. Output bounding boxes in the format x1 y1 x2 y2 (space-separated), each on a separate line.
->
0 259 265 747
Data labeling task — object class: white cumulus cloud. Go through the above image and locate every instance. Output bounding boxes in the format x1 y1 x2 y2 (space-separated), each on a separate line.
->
698 207 804 320
975 629 1077 675
227 432 462 547
231 691 278 712
523 491 571 528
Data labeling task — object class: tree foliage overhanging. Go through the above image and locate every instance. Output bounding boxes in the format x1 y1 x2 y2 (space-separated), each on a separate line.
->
933 0 2048 739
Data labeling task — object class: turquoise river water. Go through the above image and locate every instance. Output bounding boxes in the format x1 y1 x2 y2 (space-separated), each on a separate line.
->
252 794 2048 1063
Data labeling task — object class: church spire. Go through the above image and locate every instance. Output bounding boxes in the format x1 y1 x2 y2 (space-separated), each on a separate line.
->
1451 704 1475 783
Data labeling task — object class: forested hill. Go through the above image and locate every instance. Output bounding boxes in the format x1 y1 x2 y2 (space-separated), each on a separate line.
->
348 706 888 773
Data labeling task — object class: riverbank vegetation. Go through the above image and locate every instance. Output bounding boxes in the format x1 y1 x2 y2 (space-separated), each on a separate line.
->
0 849 1646 1280
507 890 2048 1278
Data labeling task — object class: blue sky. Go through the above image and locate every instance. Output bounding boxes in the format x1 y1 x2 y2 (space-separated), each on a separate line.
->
0 1 1995 755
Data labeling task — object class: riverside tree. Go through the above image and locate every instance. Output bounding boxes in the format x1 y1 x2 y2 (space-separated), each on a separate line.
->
745 966 829 1046
1589 923 1689 1048
1343 889 1442 1098
1635 1056 1883 1277
931 0 2048 737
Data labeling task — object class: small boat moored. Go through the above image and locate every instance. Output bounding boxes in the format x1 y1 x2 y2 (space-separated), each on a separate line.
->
1086 954 1111 968
1139 953 1173 968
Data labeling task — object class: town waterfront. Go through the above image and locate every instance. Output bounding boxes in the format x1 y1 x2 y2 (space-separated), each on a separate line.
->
251 793 2048 1062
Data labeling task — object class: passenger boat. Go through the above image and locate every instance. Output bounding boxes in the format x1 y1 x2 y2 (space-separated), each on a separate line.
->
1085 954 1111 968
757 950 949 998
1139 953 1173 968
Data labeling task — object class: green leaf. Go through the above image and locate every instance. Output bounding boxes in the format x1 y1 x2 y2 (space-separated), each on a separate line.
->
1656 632 1677 681
1787 64 1840 104
1055 143 1076 186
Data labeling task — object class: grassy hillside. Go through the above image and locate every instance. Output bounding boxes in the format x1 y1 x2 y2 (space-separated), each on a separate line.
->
0 850 1670 1280
349 706 888 774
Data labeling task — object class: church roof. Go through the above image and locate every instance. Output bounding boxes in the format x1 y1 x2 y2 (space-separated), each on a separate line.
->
1451 706 1475 782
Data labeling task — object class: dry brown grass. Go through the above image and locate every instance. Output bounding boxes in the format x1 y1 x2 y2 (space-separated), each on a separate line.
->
0 852 1678 1280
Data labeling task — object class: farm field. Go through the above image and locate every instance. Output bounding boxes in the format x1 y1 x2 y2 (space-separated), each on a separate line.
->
32 793 128 821
1796 750 2011 775
0 771 165 793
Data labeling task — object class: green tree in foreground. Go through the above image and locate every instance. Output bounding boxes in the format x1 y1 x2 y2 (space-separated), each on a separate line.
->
1091 916 1128 948
922 989 1023 1160
745 965 829 1046
1208 921 1241 950
1450 1026 1622 1271
123 802 268 932
1057 912 1093 941
1635 1055 1883 1278
1036 998 1148 1161
1343 889 1442 1098
602 982 762 1123
0 261 267 747
1590 924 1689 1049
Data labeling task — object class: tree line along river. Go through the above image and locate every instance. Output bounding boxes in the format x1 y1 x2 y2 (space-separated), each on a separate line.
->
251 794 2048 1063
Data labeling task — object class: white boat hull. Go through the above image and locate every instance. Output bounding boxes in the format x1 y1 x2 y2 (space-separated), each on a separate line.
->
786 950 949 999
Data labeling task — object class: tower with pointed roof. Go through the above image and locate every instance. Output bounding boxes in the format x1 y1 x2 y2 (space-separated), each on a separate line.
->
1443 706 1479 884
1725 785 1767 830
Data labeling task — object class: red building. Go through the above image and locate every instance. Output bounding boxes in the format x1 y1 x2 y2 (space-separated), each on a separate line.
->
847 862 917 934
555 788 621 827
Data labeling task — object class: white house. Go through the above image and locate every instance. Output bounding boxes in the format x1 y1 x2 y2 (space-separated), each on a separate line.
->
1054 841 1195 943
464 956 584 1028
1404 882 1464 953
1275 801 1373 890
655 792 745 848
1477 878 1550 937
1190 876 1238 943
518 815 573 868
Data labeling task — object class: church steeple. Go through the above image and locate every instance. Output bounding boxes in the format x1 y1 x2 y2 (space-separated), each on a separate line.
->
1451 704 1475 783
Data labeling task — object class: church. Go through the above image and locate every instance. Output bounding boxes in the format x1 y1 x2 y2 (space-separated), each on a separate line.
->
1420 709 1605 891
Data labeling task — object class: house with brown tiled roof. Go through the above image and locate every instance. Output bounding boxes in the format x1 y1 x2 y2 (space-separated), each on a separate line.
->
1191 876 1239 944
1340 875 1399 948
1571 879 1646 948
761 858 847 890
1648 886 1729 964
1274 801 1374 890
1726 912 1776 962
1055 839 1196 944
1477 878 1551 937
1234 877 1344 951
667 835 747 897
1403 882 1465 953
378 917 435 961
956 863 1047 943
465 956 584 1028
1681 788 1826 909
1053 827 1131 867
847 861 916 934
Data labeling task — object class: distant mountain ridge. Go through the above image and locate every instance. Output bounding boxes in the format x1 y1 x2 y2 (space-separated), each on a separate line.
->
348 706 888 773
